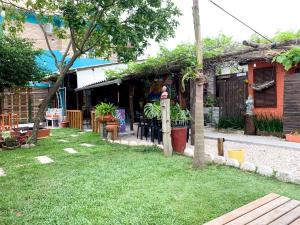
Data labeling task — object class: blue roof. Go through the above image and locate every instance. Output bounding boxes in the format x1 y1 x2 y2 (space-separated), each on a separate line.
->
36 50 112 74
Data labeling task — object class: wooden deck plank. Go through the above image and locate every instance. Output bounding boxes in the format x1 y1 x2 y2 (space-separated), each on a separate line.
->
289 218 300 225
247 200 300 225
203 193 280 225
226 196 290 225
269 205 300 225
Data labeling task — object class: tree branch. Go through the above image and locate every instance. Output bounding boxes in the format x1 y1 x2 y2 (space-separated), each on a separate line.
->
38 23 60 69
61 39 72 64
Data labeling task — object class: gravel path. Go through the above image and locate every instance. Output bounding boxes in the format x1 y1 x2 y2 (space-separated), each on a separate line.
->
203 139 300 180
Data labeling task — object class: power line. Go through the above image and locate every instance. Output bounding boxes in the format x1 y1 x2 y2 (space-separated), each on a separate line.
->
208 0 273 43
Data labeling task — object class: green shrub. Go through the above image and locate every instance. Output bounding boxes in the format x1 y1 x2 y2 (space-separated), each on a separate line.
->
253 114 283 134
217 116 245 130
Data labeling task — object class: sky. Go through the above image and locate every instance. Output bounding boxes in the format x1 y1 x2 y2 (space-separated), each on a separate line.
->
145 0 300 56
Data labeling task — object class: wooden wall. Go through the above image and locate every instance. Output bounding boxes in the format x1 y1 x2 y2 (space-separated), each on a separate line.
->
1 87 49 123
283 73 300 133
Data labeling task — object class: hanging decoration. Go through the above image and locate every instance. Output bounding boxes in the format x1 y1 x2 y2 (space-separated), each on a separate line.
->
251 80 275 91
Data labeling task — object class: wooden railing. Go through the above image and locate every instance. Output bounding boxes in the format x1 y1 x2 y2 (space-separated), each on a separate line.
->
66 110 83 130
0 113 19 131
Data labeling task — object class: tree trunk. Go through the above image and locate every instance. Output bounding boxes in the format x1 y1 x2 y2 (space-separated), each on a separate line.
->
30 74 65 143
192 0 205 168
190 81 195 145
129 84 135 131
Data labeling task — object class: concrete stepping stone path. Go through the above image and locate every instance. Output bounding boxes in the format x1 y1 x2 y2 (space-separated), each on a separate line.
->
80 143 95 147
58 139 69 143
70 134 79 137
35 156 54 164
0 168 6 177
64 148 78 154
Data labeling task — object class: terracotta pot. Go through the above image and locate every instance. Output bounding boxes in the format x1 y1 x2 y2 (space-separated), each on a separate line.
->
60 121 69 128
26 128 51 139
171 127 187 153
96 116 105 123
103 114 113 122
286 134 300 143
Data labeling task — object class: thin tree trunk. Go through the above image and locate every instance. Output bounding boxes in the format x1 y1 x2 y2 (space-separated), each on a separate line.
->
190 81 195 145
31 74 65 143
192 0 205 168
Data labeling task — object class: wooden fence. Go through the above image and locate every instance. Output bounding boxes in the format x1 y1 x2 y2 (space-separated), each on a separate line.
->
66 110 83 130
91 111 101 133
0 113 19 131
283 73 300 133
216 73 248 118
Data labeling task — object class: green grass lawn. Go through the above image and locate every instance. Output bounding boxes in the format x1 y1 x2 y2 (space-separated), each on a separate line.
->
0 129 299 225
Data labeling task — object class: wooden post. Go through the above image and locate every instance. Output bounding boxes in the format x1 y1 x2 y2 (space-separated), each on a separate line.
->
129 84 135 131
160 98 172 156
217 138 225 156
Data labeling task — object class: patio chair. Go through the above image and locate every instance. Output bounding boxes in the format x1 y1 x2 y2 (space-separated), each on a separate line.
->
150 119 162 144
137 117 150 140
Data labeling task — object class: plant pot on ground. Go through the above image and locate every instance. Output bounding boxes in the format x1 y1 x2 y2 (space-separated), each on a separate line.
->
2 137 20 150
170 104 190 153
60 120 69 128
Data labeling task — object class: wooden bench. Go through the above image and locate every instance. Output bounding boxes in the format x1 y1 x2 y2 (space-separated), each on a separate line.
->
204 193 300 225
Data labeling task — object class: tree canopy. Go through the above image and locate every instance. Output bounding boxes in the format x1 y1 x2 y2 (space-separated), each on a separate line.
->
0 34 45 89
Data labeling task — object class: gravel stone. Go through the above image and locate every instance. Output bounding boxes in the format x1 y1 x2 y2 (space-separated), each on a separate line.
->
214 156 226 165
257 166 273 177
275 171 294 183
240 162 256 172
225 158 240 168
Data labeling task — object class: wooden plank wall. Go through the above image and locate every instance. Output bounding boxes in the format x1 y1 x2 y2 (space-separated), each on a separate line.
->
67 110 83 130
283 73 300 133
217 73 248 118
2 87 49 123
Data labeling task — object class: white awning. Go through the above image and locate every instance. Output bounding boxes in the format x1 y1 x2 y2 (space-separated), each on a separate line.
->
76 63 128 89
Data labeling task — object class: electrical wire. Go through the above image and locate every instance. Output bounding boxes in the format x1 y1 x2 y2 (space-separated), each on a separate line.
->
208 0 273 43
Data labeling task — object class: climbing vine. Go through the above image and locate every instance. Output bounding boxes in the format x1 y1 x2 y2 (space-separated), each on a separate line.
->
273 47 300 71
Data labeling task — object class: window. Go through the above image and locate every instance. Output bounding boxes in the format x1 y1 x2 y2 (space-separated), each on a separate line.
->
253 67 276 108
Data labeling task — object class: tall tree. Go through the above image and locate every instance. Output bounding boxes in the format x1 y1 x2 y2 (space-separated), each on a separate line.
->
192 0 205 168
0 0 181 142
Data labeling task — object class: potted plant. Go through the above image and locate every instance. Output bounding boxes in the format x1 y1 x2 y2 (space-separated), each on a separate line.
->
2 137 20 150
95 103 117 122
286 130 300 143
170 104 190 153
60 116 69 128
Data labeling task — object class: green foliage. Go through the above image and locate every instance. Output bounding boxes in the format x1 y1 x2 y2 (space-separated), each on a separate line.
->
95 102 116 117
1 0 181 63
253 114 283 134
217 116 245 130
249 30 300 44
170 103 190 123
203 34 240 58
107 33 239 82
0 34 45 88
273 47 300 71
4 137 19 147
144 102 161 119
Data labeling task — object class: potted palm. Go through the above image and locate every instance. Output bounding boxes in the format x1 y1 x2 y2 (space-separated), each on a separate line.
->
170 104 190 153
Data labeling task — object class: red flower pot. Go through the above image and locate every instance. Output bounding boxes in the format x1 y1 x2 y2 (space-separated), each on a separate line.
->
171 127 187 153
60 121 69 128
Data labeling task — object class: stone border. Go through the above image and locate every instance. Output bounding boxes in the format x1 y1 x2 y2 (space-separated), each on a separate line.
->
110 139 299 185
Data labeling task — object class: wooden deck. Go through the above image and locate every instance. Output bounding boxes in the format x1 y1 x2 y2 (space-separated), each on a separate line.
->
204 193 300 225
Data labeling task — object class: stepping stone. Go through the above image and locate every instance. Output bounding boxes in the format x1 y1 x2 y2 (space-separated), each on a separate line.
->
80 143 95 147
35 156 54 164
64 148 78 154
0 168 6 177
70 134 79 137
58 139 69 143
